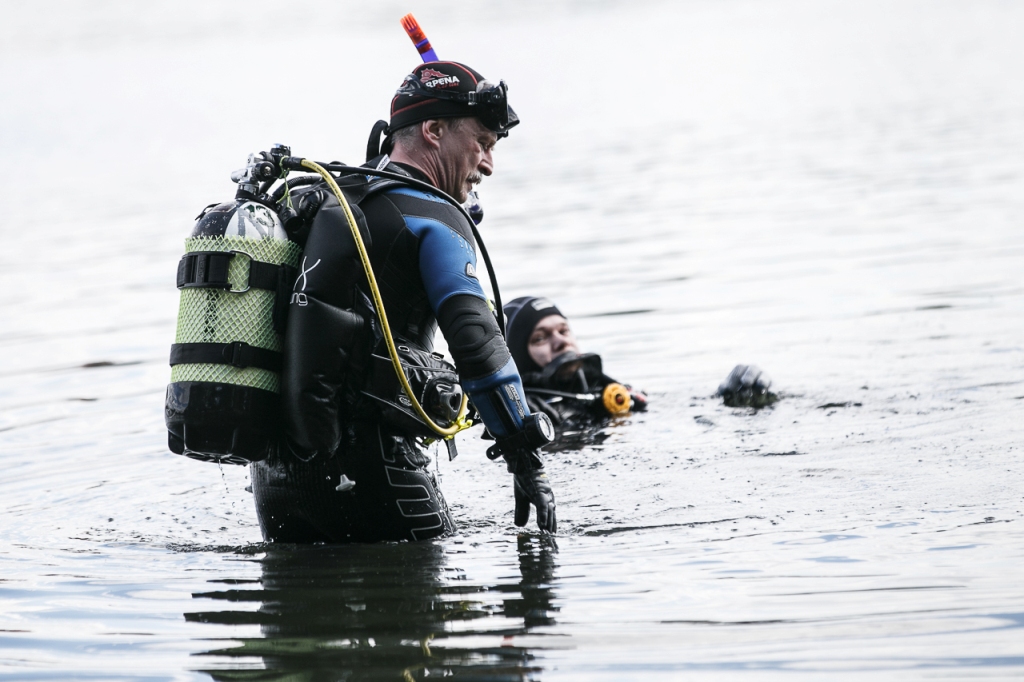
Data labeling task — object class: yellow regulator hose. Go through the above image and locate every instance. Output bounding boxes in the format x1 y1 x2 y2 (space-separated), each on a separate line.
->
299 159 471 439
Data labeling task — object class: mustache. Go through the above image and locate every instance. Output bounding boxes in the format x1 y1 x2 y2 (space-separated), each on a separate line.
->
467 172 483 185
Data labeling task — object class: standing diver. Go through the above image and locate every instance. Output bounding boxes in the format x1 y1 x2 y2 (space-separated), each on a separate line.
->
250 62 556 543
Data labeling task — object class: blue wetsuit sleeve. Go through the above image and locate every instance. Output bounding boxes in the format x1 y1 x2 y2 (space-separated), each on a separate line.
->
461 357 529 439
404 213 486 311
397 197 531 439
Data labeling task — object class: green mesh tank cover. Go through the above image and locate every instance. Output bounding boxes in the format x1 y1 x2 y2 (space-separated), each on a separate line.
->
171 235 302 392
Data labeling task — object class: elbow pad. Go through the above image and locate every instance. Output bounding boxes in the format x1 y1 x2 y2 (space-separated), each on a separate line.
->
437 294 510 381
438 295 530 439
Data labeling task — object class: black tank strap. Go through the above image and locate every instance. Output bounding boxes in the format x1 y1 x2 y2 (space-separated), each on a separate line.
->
177 251 230 289
170 342 283 372
177 251 293 294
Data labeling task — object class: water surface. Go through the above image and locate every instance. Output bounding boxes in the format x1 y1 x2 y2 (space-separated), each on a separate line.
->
1 0 1023 679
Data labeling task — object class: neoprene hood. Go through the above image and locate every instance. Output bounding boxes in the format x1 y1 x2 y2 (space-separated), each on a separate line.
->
504 296 565 374
390 61 519 136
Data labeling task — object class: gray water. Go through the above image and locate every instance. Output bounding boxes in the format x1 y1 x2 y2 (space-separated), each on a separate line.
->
2 0 1023 679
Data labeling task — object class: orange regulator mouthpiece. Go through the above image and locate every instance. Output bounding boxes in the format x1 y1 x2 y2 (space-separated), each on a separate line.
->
602 383 632 416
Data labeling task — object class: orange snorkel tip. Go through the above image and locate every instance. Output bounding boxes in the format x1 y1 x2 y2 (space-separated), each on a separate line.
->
400 13 439 62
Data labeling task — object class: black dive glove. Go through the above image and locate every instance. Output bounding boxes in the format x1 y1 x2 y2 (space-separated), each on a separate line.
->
508 449 557 532
717 364 778 408
486 414 557 533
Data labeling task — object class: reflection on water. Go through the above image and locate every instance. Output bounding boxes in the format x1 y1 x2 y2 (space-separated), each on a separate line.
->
190 536 558 681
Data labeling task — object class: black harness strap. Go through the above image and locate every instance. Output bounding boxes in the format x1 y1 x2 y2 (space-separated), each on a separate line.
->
170 341 283 372
177 251 292 293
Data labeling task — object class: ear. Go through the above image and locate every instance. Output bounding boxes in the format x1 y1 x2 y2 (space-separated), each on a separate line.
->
421 119 446 150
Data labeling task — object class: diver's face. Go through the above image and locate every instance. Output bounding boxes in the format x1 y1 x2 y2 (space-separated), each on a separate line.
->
528 315 579 368
438 117 496 202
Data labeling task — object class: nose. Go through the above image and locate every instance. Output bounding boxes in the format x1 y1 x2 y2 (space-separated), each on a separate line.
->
551 329 570 351
479 148 493 176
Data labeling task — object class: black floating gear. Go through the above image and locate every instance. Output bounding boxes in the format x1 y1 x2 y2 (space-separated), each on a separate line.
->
717 364 778 408
170 341 283 372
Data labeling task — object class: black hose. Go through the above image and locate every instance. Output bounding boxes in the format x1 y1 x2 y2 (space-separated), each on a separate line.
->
268 175 321 203
280 158 506 337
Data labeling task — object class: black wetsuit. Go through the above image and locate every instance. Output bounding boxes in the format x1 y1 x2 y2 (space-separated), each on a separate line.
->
252 161 536 543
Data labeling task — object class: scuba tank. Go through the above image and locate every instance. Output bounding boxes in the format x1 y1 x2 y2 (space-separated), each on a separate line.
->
165 146 301 465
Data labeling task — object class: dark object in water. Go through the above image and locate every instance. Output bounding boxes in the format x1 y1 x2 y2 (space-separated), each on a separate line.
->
817 401 862 409
718 364 778 408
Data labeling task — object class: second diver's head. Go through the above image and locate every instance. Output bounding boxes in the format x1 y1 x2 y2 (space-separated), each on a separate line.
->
387 62 519 202
504 297 580 374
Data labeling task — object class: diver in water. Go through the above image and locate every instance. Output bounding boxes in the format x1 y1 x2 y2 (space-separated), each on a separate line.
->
503 296 648 440
251 62 556 543
501 297 775 427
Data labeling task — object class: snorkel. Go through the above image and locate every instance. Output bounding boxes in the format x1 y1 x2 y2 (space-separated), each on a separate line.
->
400 14 439 62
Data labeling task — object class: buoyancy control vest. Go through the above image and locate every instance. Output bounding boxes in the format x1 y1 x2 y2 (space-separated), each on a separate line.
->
277 167 467 455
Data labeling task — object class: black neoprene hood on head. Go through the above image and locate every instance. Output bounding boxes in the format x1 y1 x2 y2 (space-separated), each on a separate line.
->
504 296 564 374
389 61 517 135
